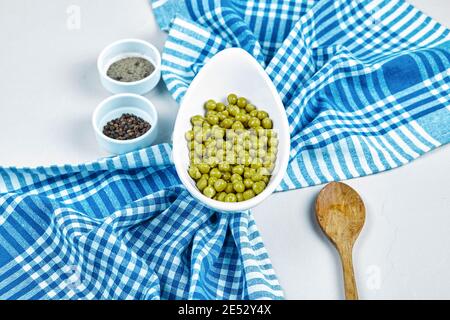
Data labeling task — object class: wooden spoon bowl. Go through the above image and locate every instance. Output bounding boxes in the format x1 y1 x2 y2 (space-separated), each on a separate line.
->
315 182 365 300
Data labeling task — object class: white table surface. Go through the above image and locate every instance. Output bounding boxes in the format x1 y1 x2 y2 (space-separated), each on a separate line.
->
0 0 449 299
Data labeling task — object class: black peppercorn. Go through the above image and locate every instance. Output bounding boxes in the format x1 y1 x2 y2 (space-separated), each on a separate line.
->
103 113 151 140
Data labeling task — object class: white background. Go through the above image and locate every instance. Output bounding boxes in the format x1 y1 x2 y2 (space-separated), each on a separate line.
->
0 0 449 299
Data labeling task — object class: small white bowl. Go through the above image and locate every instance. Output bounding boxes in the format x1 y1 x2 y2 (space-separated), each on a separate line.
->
97 39 161 95
172 48 290 213
92 93 158 154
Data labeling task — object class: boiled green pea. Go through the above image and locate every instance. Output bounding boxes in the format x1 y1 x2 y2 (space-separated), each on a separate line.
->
208 176 218 186
216 102 226 112
243 189 256 200
196 178 208 191
224 193 237 202
233 181 245 193
248 117 261 128
221 118 233 129
185 130 194 141
207 114 219 125
191 115 204 126
197 163 210 174
227 93 237 105
245 104 256 113
203 186 216 198
218 163 231 172
231 121 244 130
237 97 247 108
243 178 254 189
252 181 266 194
205 99 216 111
262 118 273 129
217 192 227 201
214 179 227 192
210 168 222 179
257 110 268 120
232 165 244 175
188 166 201 180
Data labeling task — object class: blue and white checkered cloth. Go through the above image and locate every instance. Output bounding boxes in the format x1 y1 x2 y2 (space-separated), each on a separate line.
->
0 0 449 300
0 145 282 299
154 0 449 189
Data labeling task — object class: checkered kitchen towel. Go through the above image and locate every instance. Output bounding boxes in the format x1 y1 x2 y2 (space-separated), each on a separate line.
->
0 145 282 299
153 0 449 189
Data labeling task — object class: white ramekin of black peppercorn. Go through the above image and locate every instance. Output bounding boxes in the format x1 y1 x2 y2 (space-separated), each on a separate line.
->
97 39 161 95
92 93 158 154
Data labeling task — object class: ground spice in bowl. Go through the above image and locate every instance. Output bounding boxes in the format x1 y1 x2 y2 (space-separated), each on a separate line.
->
103 113 151 140
107 57 155 82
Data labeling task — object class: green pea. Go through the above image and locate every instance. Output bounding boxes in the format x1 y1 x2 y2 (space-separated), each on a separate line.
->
257 110 268 120
188 166 201 180
218 163 231 172
214 179 227 192
232 165 244 175
207 114 219 125
221 118 233 129
201 173 209 180
243 189 256 200
197 163 210 174
224 193 237 202
222 172 231 182
210 168 222 179
245 103 256 113
225 183 234 193
251 171 263 182
248 117 261 128
191 115 204 126
227 93 237 105
216 150 225 162
235 113 248 124
185 130 194 141
216 102 226 112
203 186 216 198
262 175 270 184
236 192 244 202
262 118 273 129
251 159 263 170
213 127 225 139
205 99 216 111
230 173 243 182
267 129 275 138
268 137 279 147
208 176 218 186
228 105 240 117
237 97 247 108
218 112 226 121
252 181 266 194
265 162 275 172
196 178 208 191
243 140 251 151
231 121 244 130
243 178 254 189
257 148 266 158
233 181 245 193
249 110 258 117
217 192 227 201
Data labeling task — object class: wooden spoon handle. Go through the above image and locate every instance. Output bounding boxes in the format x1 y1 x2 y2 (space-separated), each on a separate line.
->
339 247 358 300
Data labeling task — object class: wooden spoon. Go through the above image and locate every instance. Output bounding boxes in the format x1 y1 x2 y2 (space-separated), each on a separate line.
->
315 182 365 300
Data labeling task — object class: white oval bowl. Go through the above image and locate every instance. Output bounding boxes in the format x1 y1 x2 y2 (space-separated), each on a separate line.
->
173 48 290 213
